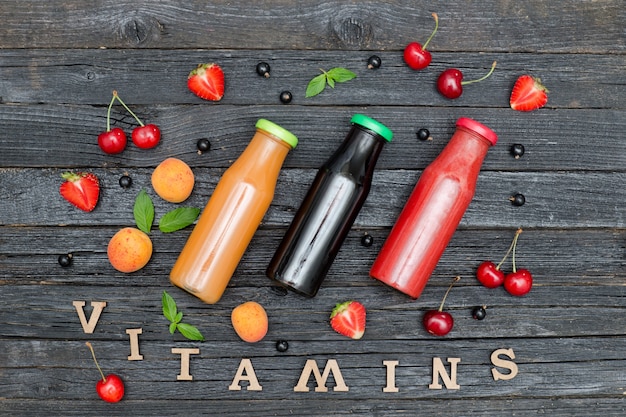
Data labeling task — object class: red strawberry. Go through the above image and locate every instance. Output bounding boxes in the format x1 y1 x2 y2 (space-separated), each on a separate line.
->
59 172 100 212
510 75 548 112
187 63 224 101
330 300 366 340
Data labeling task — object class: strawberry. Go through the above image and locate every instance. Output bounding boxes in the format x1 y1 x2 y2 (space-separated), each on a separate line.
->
510 75 548 112
330 300 366 340
59 172 100 212
187 63 224 101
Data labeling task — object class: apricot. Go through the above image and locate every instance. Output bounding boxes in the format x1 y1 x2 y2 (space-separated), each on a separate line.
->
107 227 153 273
231 301 268 343
151 157 195 203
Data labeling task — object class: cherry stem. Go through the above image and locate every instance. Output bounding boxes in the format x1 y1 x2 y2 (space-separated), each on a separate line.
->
105 92 117 132
421 13 439 50
113 91 145 127
438 276 461 312
511 228 523 273
85 342 107 383
495 227 523 270
461 61 497 86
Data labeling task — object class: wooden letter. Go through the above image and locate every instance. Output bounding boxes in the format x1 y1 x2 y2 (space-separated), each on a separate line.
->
126 328 143 361
171 347 200 381
72 301 106 334
228 358 263 391
294 359 349 392
429 357 461 390
491 348 519 381
383 360 399 393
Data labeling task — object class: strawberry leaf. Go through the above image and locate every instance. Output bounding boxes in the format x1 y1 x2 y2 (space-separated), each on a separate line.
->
326 67 357 83
134 189 154 234
176 323 205 341
305 73 327 97
162 290 178 323
159 207 201 233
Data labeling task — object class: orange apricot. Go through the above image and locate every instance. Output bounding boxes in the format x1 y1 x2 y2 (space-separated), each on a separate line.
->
151 157 195 203
231 301 269 343
107 227 153 273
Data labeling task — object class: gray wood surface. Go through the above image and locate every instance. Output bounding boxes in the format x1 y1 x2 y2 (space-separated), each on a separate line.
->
0 1 624 416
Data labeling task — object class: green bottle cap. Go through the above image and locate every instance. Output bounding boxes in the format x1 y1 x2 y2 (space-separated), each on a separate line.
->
350 114 393 142
256 119 298 148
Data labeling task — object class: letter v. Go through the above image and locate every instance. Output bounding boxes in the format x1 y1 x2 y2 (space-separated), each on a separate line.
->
73 301 107 334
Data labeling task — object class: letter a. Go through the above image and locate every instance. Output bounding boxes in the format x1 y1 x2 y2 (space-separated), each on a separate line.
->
491 348 519 381
72 301 107 334
228 358 262 391
429 357 461 390
294 359 349 392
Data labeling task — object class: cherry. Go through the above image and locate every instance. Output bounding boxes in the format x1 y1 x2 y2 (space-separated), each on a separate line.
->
113 91 161 149
85 342 124 403
476 228 522 288
403 13 438 70
437 61 497 99
97 91 128 154
367 55 382 69
504 229 533 296
256 62 271 78
423 276 460 336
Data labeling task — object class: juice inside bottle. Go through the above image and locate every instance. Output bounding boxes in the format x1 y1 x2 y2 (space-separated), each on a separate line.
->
170 119 297 304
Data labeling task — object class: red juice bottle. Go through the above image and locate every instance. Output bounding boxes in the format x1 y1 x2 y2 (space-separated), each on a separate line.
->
267 114 393 297
370 117 497 299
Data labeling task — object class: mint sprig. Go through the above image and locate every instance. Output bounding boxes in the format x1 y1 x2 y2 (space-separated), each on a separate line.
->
159 207 201 233
306 67 357 98
162 291 205 341
134 189 154 234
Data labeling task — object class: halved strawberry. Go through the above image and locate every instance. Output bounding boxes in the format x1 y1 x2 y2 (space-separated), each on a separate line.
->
330 300 366 340
510 75 548 112
187 63 224 101
59 172 100 212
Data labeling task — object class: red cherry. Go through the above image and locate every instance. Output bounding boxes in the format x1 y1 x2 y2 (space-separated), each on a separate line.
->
423 276 460 336
98 127 127 154
504 268 533 296
476 261 505 288
132 124 161 149
403 13 439 70
437 61 497 99
86 342 124 403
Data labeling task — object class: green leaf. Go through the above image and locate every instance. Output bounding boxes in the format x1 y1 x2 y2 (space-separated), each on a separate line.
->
174 311 183 324
176 323 205 341
327 76 335 89
169 322 177 334
159 207 201 233
305 73 327 98
162 290 178 323
326 67 357 83
134 189 154 234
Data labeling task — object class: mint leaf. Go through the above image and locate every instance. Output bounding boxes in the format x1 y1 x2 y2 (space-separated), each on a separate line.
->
305 73 327 97
176 323 205 341
134 189 154 234
174 311 183 324
162 290 178 323
327 68 357 83
169 322 177 334
159 207 201 233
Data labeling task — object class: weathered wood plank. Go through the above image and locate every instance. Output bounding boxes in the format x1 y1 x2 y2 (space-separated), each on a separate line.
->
0 1 623 52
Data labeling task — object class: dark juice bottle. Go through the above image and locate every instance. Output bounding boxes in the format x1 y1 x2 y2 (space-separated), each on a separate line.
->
370 117 497 299
267 114 393 297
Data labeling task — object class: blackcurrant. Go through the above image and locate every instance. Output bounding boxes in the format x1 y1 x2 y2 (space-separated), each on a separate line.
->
58 253 73 267
196 138 211 153
416 128 431 141
367 55 382 69
510 144 525 159
361 233 374 247
279 91 292 104
276 340 289 352
256 62 271 78
472 306 487 320
510 193 526 206
119 175 132 189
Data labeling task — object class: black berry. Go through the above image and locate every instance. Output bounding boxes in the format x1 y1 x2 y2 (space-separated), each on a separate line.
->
196 138 211 153
276 340 289 352
510 193 526 206
472 306 487 320
58 253 73 267
119 175 132 189
367 55 382 69
416 128 431 141
510 144 525 159
256 62 271 78
279 91 293 104
361 234 374 247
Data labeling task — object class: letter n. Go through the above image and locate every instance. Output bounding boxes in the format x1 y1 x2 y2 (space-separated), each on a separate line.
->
294 359 349 392
429 357 461 390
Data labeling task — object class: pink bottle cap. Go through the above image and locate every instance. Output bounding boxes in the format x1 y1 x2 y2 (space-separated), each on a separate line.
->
456 117 498 146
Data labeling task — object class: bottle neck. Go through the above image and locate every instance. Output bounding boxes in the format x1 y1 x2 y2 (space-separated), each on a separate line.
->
326 126 387 182
436 126 492 173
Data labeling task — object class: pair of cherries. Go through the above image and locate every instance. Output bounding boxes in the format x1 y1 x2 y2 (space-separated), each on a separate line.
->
98 91 161 154
403 13 497 99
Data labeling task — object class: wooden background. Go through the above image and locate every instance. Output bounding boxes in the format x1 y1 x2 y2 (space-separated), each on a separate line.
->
0 1 624 415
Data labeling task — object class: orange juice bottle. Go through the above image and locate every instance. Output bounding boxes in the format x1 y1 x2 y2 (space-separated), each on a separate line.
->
170 119 298 304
